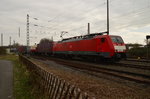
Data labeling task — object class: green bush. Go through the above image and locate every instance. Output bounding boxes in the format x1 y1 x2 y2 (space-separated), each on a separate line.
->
127 47 150 59
0 47 6 55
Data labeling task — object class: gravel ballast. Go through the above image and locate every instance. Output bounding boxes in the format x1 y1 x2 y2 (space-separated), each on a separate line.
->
31 58 150 99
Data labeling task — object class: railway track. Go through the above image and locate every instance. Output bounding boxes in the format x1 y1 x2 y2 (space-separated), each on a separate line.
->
31 56 150 85
76 59 150 70
126 58 150 63
112 62 150 70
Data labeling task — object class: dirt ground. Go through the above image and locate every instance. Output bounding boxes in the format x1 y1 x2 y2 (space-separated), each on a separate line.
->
31 58 150 99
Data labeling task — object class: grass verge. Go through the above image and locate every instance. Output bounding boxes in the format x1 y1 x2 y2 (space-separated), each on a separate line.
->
0 54 36 99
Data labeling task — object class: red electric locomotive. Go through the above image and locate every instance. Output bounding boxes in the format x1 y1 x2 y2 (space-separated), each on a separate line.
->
30 45 37 54
53 33 126 61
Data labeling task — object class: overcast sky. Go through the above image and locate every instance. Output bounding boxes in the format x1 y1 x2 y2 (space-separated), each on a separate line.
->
0 0 150 46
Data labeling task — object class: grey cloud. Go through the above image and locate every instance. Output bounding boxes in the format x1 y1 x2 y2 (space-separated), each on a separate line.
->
0 0 149 45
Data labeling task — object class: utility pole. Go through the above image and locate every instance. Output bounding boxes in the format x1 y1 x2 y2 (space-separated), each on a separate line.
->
146 35 150 60
13 40 15 45
27 14 30 53
107 0 109 35
9 36 11 53
147 39 149 60
51 36 53 41
18 27 20 37
9 36 11 46
1 33 3 46
88 23 90 35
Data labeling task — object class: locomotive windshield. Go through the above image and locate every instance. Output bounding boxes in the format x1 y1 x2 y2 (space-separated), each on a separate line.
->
110 36 124 44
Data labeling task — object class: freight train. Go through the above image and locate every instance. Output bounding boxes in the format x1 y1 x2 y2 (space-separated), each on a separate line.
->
19 33 126 61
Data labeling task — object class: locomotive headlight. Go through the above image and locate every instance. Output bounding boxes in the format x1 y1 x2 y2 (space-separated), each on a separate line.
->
114 46 126 52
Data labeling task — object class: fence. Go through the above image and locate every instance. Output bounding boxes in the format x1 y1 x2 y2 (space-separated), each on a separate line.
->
19 55 90 99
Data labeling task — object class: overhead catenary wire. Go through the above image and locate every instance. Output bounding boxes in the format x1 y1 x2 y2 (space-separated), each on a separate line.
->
29 0 150 42
28 0 111 33
50 0 150 34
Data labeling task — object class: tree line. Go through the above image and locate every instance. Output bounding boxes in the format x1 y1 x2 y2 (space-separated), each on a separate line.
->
126 42 150 59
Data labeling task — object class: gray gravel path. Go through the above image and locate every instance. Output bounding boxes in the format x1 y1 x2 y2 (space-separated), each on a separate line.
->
0 60 13 99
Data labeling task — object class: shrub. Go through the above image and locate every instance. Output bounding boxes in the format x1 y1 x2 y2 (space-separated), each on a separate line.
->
127 47 150 59
0 47 6 55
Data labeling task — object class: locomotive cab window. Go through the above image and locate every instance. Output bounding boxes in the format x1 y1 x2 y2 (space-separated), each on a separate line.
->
110 36 124 44
101 38 105 43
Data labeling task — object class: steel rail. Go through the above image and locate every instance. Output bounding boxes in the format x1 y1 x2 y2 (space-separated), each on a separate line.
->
32 56 150 85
